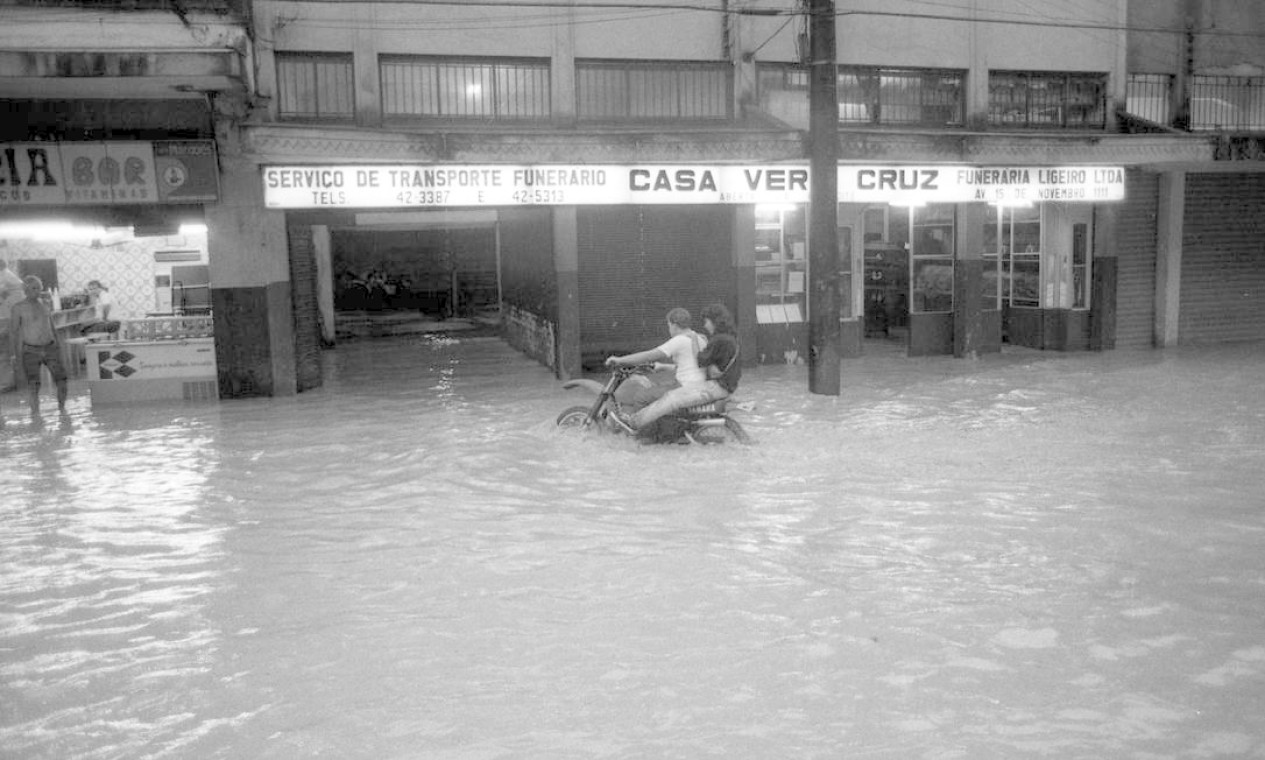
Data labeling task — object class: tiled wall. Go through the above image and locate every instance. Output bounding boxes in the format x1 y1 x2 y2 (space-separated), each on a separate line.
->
0 229 207 318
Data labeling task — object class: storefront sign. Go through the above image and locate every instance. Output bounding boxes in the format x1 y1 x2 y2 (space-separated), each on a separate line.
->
263 164 811 208
0 140 218 206
839 165 1127 203
261 163 1125 209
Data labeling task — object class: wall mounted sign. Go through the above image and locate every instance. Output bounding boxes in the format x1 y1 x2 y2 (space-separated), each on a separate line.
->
262 163 1126 209
0 140 218 206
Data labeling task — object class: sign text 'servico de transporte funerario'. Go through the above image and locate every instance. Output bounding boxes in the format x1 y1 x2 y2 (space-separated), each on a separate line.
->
262 164 1126 209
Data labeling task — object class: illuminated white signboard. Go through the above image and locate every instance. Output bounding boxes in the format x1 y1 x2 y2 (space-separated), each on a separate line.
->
0 141 218 206
261 164 1125 209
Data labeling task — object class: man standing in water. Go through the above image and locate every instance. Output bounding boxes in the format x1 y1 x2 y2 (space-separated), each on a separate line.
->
8 275 68 417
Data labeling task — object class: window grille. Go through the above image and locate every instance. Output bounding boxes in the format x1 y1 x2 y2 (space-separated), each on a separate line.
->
577 60 732 121
1125 73 1173 125
838 67 964 126
380 56 550 122
757 63 963 127
1189 75 1265 132
276 52 355 121
989 71 1107 129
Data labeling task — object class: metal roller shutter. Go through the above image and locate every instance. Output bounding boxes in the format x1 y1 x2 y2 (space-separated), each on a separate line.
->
577 206 733 363
1114 169 1159 349
1179 173 1265 344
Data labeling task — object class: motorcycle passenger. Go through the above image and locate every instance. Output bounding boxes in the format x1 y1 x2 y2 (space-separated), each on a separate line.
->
605 307 707 433
696 303 741 398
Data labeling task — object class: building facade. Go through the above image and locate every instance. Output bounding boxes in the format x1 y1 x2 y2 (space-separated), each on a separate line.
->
2 0 1262 399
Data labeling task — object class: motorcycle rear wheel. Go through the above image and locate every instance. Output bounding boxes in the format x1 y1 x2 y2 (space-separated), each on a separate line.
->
556 406 596 428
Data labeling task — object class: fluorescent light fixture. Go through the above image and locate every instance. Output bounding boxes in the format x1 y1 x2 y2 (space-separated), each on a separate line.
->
0 221 104 241
179 223 208 235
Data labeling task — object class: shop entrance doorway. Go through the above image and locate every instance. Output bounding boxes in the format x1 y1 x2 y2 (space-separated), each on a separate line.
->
323 212 502 341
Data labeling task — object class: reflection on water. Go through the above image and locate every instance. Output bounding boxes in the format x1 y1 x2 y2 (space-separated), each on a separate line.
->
3 336 1265 758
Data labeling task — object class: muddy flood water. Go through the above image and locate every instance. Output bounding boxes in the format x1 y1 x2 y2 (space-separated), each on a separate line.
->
3 336 1264 759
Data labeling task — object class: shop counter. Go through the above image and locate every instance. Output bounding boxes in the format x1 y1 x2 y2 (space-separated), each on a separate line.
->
86 337 218 405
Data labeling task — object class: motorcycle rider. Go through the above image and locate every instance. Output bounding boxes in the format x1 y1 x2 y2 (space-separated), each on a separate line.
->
606 304 739 435
604 307 707 433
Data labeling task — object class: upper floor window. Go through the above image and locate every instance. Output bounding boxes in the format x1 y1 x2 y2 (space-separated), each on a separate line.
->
756 63 963 128
1189 75 1265 132
838 66 965 126
380 56 551 122
276 52 355 122
1125 73 1173 125
576 60 732 122
989 71 1107 129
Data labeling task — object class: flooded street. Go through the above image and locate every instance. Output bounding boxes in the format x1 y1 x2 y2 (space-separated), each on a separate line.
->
3 336 1264 759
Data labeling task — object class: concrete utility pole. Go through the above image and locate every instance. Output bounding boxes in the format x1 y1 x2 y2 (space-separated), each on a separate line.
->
807 0 841 395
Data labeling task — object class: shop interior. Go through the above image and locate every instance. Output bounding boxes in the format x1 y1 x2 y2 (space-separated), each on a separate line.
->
324 214 503 341
0 214 212 395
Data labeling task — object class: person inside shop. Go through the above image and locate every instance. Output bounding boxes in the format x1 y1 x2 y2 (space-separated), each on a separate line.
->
81 280 120 336
604 306 709 436
9 275 68 416
0 260 24 416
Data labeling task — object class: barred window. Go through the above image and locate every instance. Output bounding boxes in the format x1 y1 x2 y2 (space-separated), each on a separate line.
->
1125 73 1173 125
838 67 964 126
380 56 550 122
989 71 1107 129
276 52 355 121
1189 75 1265 132
577 60 732 121
756 63 963 127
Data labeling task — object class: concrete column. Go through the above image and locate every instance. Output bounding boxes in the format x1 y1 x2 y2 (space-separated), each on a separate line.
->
965 0 990 129
353 3 382 127
953 202 986 358
1089 204 1118 351
1155 171 1185 347
553 206 581 380
731 204 758 366
551 1 576 126
206 112 296 397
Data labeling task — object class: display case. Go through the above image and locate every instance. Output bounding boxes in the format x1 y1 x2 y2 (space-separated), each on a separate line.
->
754 205 807 324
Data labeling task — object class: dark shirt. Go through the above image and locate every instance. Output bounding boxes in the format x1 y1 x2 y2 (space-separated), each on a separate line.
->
698 332 741 393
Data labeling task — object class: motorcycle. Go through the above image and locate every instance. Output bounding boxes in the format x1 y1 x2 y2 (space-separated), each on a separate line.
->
556 364 752 445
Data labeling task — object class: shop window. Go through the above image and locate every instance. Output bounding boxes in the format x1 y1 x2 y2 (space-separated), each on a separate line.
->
380 56 551 122
909 204 954 313
986 205 1042 307
988 71 1107 129
1071 221 1090 309
276 52 355 121
754 205 806 324
577 60 732 121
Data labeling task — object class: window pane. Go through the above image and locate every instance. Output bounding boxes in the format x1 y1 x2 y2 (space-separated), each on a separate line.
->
277 53 354 120
579 60 730 121
912 259 954 312
990 71 1106 128
381 57 548 120
1010 255 1040 306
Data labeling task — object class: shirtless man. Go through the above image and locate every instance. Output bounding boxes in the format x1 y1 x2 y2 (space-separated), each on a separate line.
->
9 275 68 415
